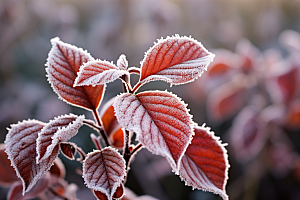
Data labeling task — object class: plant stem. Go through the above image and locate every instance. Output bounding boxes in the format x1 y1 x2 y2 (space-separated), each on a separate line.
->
83 119 102 132
92 109 109 147
132 82 142 94
128 67 140 75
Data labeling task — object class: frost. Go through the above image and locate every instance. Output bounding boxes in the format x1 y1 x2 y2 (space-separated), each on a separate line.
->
116 54 128 70
5 120 59 195
46 37 106 110
179 125 229 200
113 91 194 173
36 114 84 163
73 59 129 87
139 35 215 86
82 147 126 200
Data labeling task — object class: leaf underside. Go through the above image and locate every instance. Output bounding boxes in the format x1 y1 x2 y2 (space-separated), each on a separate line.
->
74 60 129 87
36 114 84 163
114 91 194 172
5 120 59 195
46 37 106 110
179 125 229 200
140 35 215 86
83 147 126 200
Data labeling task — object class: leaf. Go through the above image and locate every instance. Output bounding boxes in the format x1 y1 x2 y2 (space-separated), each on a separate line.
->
179 125 229 200
36 114 84 163
117 54 128 70
60 142 77 160
5 120 59 195
139 35 215 86
49 158 65 179
0 144 19 186
7 172 50 200
100 98 124 149
46 37 106 110
82 147 126 200
93 184 124 200
73 59 129 87
114 91 194 172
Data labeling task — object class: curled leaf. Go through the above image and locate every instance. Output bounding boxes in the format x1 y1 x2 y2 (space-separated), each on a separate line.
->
82 147 126 200
114 91 194 172
139 35 214 86
5 120 59 195
46 37 106 110
179 125 229 200
74 60 129 87
36 114 84 163
60 142 77 160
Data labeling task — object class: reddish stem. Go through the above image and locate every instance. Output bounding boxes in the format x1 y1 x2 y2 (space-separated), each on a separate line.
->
92 109 109 147
132 82 142 94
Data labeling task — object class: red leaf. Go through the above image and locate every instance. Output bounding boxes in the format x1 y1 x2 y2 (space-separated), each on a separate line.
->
82 147 126 200
0 144 18 186
46 37 106 110
114 91 194 172
112 184 124 199
230 106 266 163
179 125 229 200
100 98 124 149
139 35 214 86
207 76 249 123
49 158 65 179
5 120 59 195
74 60 129 87
36 114 84 163
7 172 50 200
93 190 108 200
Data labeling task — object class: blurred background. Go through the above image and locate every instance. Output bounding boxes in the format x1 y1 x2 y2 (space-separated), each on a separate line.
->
1 0 300 199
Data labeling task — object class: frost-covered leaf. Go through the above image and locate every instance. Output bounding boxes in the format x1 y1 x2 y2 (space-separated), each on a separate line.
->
46 37 106 110
7 172 50 200
179 125 229 200
117 54 128 70
0 144 18 186
5 120 59 195
74 60 129 87
114 91 194 172
139 35 215 86
82 147 126 200
60 142 77 160
100 98 124 149
93 184 124 200
36 114 84 163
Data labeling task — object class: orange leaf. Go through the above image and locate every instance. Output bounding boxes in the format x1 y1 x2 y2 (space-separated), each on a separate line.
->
139 35 214 86
46 37 106 110
179 125 229 200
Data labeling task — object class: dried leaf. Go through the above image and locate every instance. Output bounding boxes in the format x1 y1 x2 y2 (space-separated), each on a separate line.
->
5 120 59 195
100 98 124 149
83 147 126 200
0 144 18 186
74 60 129 87
179 125 229 200
117 54 128 70
46 37 106 110
139 35 214 86
36 114 84 163
7 172 50 200
60 142 77 160
114 91 194 172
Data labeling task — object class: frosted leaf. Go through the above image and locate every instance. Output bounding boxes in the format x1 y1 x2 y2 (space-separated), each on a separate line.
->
117 54 128 70
114 91 194 172
60 142 77 160
74 60 129 87
0 144 19 186
93 184 124 200
46 37 106 110
100 98 124 149
139 35 215 86
5 120 59 195
179 125 229 200
7 172 50 200
36 114 84 163
82 147 126 200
